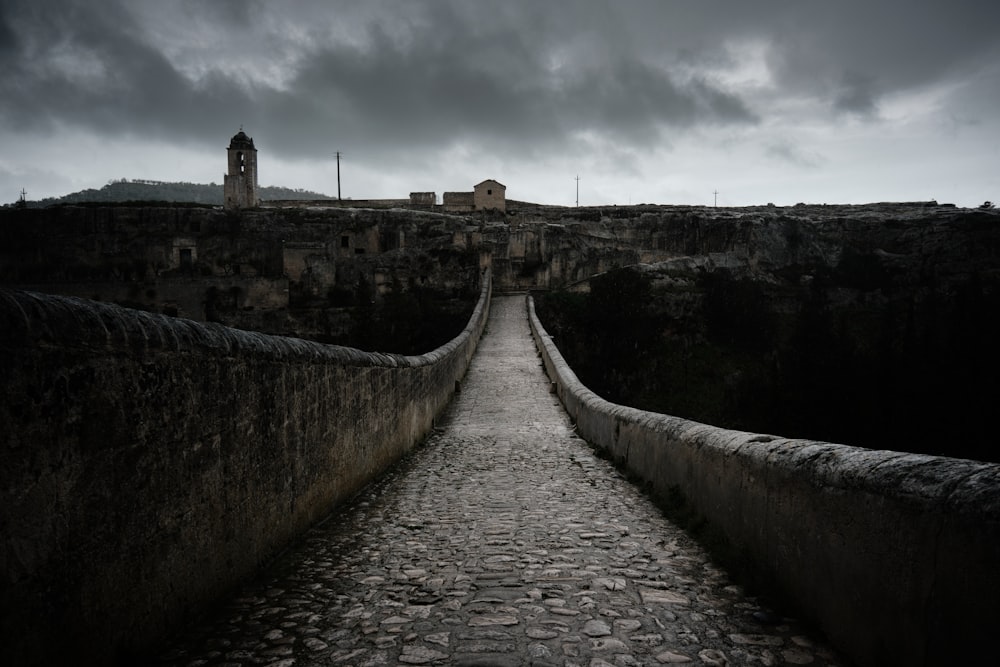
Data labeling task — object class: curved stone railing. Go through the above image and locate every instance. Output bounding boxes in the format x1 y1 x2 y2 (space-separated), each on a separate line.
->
527 297 1000 667
0 271 490 666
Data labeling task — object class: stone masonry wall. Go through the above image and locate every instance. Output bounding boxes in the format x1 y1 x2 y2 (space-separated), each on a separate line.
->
473 181 506 212
0 271 490 666
527 297 1000 667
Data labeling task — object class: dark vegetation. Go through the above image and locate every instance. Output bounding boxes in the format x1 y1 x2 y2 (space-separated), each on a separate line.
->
536 265 1000 463
204 281 475 356
182 261 478 356
299 277 475 355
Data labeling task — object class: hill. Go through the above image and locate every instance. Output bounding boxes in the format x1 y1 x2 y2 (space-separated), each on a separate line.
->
17 179 334 207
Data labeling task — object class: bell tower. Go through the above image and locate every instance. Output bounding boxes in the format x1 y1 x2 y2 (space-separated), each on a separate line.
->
224 129 259 209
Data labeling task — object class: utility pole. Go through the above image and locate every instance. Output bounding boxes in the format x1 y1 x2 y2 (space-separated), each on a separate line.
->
335 151 343 201
713 189 719 207
575 175 580 207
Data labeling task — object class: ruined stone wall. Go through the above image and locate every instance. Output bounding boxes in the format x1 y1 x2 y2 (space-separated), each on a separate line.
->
409 192 437 207
282 242 328 283
261 199 413 209
0 272 491 666
442 191 475 212
528 297 1000 667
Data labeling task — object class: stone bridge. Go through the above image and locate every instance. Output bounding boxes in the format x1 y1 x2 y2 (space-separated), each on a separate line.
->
1 275 998 667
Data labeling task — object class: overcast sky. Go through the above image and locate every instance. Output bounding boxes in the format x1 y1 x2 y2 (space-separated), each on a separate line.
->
2 0 998 207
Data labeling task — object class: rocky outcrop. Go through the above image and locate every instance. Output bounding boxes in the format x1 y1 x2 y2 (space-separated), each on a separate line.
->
0 205 483 348
5 202 999 450
534 204 1000 462
5 200 993 312
523 202 999 285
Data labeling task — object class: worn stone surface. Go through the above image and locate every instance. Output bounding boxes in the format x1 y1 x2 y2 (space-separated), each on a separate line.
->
154 296 843 666
529 290 1000 667
0 278 491 666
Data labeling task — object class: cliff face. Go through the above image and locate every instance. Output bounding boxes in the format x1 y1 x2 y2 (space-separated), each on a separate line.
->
489 201 1000 292
4 202 1000 442
533 204 1000 462
0 202 696 343
0 206 483 352
9 201 987 301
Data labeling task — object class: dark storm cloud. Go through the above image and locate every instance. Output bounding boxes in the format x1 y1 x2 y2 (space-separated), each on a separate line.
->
832 72 879 116
0 0 759 162
766 140 825 169
759 1 1000 116
0 0 254 142
2 0 998 163
0 9 17 59
236 0 762 163
272 23 756 160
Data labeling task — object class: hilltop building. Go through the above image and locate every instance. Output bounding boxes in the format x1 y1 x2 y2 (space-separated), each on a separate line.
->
475 179 506 212
224 130 259 209
443 179 506 212
230 130 507 212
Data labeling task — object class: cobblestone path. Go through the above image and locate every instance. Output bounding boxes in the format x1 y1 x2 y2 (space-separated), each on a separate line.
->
156 296 845 667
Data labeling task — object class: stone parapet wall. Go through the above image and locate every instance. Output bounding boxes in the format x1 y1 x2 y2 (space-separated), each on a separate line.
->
527 297 1000 667
0 271 490 666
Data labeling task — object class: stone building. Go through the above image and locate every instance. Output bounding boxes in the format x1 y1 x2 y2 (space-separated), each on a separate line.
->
474 179 506 212
443 179 506 212
222 128 503 213
224 130 259 209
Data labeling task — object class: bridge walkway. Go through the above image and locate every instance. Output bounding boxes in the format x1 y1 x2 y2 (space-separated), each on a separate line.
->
156 295 843 666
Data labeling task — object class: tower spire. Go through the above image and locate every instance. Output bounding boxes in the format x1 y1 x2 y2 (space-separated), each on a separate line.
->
224 129 259 209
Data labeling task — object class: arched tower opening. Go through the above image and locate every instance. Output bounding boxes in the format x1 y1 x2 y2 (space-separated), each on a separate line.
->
224 129 259 209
